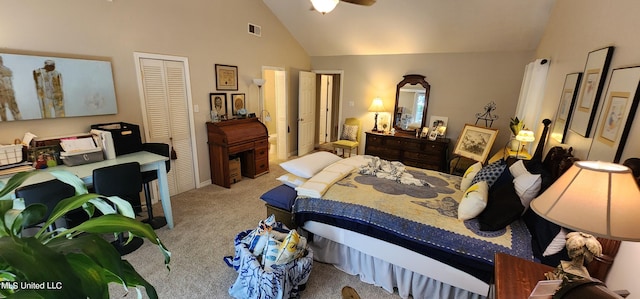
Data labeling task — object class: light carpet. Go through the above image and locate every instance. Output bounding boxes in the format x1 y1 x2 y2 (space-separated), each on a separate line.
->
109 160 402 298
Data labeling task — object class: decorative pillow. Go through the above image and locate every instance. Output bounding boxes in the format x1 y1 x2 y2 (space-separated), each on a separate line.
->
477 181 524 231
509 160 530 178
458 181 489 220
542 228 568 257
513 172 542 210
279 151 343 179
260 184 298 211
341 124 358 141
471 159 507 188
460 161 482 191
276 173 308 188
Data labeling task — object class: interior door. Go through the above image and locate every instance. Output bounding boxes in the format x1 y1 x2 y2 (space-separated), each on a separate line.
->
136 55 198 197
298 71 316 156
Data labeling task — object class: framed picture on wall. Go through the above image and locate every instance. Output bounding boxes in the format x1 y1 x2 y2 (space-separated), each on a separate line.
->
587 66 640 163
215 64 238 91
569 46 614 137
453 124 499 163
551 72 582 143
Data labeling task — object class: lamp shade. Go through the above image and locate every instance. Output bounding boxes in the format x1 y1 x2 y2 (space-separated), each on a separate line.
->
253 78 265 87
530 161 640 241
368 97 385 112
310 0 339 14
515 130 535 143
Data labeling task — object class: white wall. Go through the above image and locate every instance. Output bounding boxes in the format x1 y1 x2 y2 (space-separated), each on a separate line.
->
0 0 310 184
311 51 535 156
535 0 640 296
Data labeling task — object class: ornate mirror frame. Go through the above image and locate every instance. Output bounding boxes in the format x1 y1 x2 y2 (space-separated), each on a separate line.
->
392 74 430 133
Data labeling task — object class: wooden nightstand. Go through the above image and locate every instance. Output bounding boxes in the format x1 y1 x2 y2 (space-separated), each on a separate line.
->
493 252 554 299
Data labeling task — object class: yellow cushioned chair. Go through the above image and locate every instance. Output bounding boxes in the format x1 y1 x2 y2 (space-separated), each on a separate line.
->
332 118 360 157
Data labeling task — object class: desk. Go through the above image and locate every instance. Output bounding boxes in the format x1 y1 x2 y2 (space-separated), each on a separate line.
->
1 151 175 229
494 252 554 299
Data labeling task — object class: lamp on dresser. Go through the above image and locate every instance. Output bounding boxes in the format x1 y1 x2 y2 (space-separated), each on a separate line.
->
368 97 385 132
529 160 640 296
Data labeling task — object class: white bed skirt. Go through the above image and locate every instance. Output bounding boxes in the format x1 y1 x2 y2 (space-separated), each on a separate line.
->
302 221 488 299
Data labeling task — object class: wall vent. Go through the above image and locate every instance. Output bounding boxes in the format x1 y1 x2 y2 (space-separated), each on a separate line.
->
248 23 261 37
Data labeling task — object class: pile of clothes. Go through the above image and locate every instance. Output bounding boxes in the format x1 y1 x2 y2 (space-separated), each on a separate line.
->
227 215 313 299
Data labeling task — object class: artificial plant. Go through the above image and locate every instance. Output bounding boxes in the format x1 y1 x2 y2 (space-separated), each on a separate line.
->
0 170 170 299
509 116 525 136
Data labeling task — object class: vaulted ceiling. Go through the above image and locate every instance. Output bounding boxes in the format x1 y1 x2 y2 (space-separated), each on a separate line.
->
263 0 557 57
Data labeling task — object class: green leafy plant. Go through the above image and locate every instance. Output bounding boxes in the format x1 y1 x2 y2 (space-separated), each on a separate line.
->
510 116 525 136
0 170 170 299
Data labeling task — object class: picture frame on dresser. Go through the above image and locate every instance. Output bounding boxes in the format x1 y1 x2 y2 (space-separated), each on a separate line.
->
209 93 227 118
453 124 499 163
587 66 640 163
551 72 582 144
569 46 614 137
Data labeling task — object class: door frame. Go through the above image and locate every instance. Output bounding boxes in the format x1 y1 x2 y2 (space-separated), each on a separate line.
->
262 66 288 161
313 70 344 143
133 52 202 188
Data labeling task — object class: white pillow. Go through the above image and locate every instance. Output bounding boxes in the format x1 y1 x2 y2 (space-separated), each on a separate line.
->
460 161 483 191
458 181 489 220
277 173 308 188
513 172 542 210
508 160 529 178
279 151 343 179
542 228 568 256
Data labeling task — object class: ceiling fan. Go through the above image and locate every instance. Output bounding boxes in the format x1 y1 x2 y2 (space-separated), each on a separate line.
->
310 0 376 14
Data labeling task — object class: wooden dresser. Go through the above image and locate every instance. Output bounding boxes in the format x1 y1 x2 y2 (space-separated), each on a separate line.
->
364 132 449 172
206 118 269 188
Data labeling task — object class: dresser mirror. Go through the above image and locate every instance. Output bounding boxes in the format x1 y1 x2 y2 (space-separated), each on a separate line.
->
392 74 430 133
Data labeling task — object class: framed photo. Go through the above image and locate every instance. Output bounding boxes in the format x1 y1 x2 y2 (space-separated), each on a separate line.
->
551 72 582 143
429 115 448 137
215 64 238 91
231 93 246 115
453 124 499 163
569 46 614 137
587 66 640 163
209 93 227 117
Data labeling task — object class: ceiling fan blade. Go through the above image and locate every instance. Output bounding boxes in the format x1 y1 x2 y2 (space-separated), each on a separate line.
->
341 0 376 6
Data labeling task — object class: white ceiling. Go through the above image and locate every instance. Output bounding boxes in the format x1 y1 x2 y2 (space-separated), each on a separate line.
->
263 0 557 57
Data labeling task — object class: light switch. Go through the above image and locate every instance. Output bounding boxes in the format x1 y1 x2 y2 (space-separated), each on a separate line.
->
194 104 199 112
349 101 355 107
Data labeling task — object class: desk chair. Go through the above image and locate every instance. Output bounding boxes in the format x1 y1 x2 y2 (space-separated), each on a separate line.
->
141 143 170 229
15 179 75 234
332 118 361 157
92 162 144 255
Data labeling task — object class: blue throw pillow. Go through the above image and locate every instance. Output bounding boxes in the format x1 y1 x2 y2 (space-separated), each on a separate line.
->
471 159 507 187
260 185 297 211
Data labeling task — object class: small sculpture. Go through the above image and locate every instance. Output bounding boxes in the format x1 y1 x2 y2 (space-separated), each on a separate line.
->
545 232 602 281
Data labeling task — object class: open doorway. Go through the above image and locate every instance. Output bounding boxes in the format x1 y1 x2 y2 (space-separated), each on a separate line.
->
262 67 287 162
314 70 343 151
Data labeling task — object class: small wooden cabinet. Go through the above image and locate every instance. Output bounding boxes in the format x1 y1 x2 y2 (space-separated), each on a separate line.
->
364 132 449 171
206 118 269 188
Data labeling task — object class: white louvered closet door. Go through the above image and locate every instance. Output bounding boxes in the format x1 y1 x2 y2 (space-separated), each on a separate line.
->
140 58 196 196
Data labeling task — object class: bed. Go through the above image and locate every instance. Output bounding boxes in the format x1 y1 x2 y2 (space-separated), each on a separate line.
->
261 121 616 298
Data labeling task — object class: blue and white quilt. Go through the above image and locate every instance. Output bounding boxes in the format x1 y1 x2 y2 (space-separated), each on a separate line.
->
293 166 534 282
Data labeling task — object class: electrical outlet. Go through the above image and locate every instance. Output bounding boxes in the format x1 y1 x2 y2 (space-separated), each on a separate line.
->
349 101 355 107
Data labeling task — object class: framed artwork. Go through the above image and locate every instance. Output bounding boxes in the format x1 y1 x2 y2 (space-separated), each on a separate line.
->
209 93 227 117
453 124 499 163
569 46 614 137
587 66 640 163
0 52 117 121
215 64 238 91
429 115 448 137
231 93 246 115
551 72 582 143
